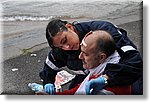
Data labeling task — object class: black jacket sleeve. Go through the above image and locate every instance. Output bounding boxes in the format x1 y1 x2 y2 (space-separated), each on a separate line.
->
103 50 143 86
88 21 143 86
39 48 67 86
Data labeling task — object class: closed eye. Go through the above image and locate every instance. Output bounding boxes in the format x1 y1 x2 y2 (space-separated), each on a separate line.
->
61 36 67 44
81 51 88 56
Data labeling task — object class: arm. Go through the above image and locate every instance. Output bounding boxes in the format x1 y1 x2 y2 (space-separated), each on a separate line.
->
39 48 67 86
103 50 142 86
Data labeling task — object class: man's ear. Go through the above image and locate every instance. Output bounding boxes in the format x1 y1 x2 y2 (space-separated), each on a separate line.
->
99 53 107 63
65 23 74 31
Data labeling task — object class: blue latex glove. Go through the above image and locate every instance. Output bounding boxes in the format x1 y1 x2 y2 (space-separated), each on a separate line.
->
86 76 107 95
44 83 55 95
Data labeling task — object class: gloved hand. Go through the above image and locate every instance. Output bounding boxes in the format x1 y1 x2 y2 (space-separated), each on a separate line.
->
44 83 55 95
86 76 107 95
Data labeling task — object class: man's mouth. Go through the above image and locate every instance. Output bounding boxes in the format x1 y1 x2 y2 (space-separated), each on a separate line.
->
82 60 86 65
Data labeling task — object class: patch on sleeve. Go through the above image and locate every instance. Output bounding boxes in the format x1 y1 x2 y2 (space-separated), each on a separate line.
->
46 56 60 70
121 45 136 52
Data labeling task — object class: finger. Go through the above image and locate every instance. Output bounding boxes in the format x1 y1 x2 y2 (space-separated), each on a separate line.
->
86 82 91 95
49 85 54 95
49 87 52 95
52 86 54 95
45 86 49 94
46 85 51 94
50 86 54 95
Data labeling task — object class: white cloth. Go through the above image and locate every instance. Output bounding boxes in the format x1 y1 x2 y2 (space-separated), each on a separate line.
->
75 51 120 95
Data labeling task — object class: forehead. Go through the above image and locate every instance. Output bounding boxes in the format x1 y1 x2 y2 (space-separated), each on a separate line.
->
81 43 95 54
52 32 65 46
81 35 97 53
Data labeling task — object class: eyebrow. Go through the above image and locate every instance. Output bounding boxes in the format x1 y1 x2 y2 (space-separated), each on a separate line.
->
81 49 88 55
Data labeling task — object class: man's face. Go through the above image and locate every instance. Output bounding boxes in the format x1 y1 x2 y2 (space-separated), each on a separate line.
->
79 43 100 70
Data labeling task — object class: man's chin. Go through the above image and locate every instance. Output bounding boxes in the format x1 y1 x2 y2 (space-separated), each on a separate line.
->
83 65 94 70
83 65 88 69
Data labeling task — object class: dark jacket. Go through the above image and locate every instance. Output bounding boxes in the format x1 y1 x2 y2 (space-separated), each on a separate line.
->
39 21 143 87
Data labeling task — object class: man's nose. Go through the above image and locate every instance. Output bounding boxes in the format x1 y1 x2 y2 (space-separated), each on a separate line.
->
79 52 83 59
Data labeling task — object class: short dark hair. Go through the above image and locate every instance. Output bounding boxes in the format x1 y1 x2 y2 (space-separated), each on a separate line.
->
46 19 68 48
95 30 116 57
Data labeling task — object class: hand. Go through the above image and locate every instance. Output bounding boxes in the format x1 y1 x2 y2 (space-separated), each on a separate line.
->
86 76 107 95
44 83 55 95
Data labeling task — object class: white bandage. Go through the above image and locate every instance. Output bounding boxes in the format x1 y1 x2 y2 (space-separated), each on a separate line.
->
80 39 87 47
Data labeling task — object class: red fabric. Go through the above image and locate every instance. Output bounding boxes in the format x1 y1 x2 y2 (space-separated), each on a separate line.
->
55 74 131 95
56 84 81 95
105 86 131 95
89 74 101 80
